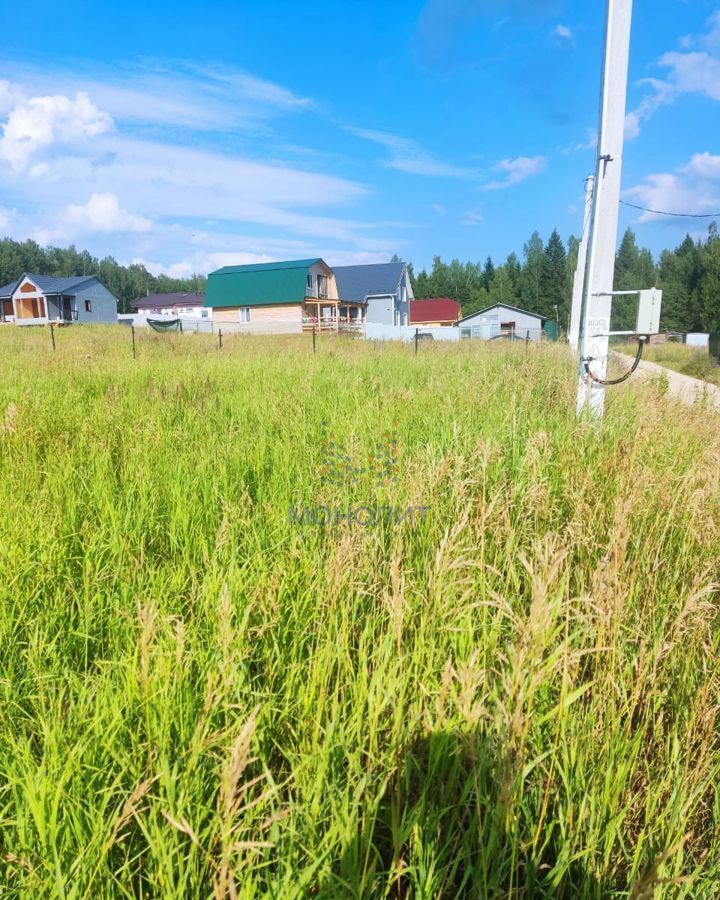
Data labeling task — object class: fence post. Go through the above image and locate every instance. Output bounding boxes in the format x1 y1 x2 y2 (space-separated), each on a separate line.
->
179 319 183 334
218 328 223 350
49 321 56 352
415 328 419 355
526 330 530 352
131 325 136 360
312 324 317 354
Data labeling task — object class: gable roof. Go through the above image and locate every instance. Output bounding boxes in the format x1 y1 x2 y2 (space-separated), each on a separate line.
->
0 273 98 298
410 298 461 324
204 259 325 308
134 292 204 310
333 262 406 302
211 259 322 276
457 303 548 325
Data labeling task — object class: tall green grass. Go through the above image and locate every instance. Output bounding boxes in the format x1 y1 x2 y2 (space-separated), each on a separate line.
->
0 326 719 898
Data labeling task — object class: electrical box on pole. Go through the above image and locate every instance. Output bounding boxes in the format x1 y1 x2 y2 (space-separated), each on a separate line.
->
577 0 634 417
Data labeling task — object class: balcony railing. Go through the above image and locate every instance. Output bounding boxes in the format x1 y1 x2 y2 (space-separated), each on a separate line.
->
302 316 365 334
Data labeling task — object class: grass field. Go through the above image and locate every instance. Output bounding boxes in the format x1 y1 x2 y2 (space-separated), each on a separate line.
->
1 326 719 899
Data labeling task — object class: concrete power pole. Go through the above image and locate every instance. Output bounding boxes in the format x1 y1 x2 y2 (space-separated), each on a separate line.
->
568 175 594 352
577 0 633 417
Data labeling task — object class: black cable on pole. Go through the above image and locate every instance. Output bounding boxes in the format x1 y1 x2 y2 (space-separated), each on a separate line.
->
620 200 720 219
583 337 647 386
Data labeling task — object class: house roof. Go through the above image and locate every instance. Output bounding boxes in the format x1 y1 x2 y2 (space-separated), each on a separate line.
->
457 303 548 325
410 297 461 324
204 259 325 308
134 292 204 310
0 273 97 298
332 262 406 303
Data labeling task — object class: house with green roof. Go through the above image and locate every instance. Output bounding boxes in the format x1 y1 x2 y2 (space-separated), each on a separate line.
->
204 258 366 334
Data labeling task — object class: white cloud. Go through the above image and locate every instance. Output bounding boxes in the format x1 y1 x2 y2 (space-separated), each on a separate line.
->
134 251 274 278
554 24 573 41
624 152 720 222
0 80 14 116
624 112 640 141
0 91 112 170
626 13 720 138
0 71 406 271
344 126 476 178
658 50 720 100
4 62 313 134
66 193 152 233
562 128 597 154
462 209 484 226
482 155 546 190
685 151 720 180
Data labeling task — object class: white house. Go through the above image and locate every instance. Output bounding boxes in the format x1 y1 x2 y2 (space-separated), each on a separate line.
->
132 292 210 319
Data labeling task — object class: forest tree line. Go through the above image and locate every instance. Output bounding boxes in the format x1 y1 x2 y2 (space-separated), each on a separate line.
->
411 223 720 334
1 224 720 332
0 239 205 314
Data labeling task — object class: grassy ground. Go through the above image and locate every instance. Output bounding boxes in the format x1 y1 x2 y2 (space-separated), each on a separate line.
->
0 326 719 899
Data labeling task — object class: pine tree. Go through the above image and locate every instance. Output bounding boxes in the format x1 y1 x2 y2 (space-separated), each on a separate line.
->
521 232 544 312
482 256 495 291
540 229 567 323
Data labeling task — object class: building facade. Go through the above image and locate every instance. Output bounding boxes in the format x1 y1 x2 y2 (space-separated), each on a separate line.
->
333 262 413 327
456 303 551 341
133 292 209 319
204 259 366 334
0 274 118 325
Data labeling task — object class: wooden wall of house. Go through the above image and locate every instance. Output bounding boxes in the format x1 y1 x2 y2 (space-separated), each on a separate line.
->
213 304 303 334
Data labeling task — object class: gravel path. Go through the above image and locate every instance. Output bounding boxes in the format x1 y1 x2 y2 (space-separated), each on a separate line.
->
629 355 720 409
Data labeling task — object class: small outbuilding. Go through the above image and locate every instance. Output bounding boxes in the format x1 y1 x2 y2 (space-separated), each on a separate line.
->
456 303 553 341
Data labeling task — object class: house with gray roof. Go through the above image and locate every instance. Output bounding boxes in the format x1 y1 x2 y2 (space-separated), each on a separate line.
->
0 273 118 325
332 262 413 326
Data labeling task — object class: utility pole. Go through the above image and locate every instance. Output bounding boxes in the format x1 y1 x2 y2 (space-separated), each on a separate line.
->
568 175 594 352
577 0 633 417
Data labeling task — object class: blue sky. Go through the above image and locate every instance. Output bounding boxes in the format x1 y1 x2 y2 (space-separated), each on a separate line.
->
1 0 719 277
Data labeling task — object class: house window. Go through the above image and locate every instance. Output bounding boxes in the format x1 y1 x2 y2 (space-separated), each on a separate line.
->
239 307 251 323
201 309 208 318
307 273 315 292
403 312 408 326
394 308 400 326
317 274 328 299
500 321 516 334
85 299 92 313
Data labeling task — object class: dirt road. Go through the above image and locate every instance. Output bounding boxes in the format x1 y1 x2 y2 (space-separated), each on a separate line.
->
630 356 720 409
